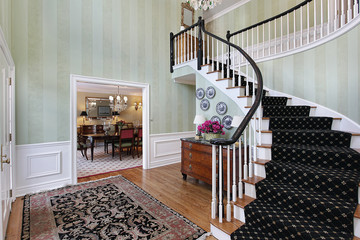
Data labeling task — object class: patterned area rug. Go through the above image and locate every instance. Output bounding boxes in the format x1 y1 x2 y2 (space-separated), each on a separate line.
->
77 146 142 178
21 176 205 239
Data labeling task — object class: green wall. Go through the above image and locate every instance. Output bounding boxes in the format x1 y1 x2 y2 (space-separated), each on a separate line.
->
0 0 11 47
11 0 196 145
206 0 360 124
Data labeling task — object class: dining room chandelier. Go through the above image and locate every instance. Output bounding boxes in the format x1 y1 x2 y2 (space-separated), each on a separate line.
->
187 0 222 10
109 86 128 112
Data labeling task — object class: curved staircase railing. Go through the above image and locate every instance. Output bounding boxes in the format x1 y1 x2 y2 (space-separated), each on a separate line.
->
170 17 263 223
226 0 359 63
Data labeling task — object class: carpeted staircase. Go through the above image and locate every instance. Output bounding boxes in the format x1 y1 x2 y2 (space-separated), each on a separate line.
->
231 96 360 239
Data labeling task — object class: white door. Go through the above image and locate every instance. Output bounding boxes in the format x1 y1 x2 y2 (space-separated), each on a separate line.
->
0 48 12 239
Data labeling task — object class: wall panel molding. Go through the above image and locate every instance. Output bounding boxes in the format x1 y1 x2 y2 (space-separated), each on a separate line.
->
149 131 195 169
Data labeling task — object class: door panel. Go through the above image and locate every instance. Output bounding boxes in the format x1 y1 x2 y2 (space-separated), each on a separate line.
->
0 47 12 240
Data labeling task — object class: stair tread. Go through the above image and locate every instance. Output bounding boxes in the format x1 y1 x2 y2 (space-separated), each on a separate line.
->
253 159 271 165
245 105 317 108
355 205 360 218
258 129 360 135
216 77 232 81
234 195 256 208
226 86 245 89
200 63 211 67
254 117 342 120
257 144 272 148
210 216 244 235
207 70 221 74
242 176 265 185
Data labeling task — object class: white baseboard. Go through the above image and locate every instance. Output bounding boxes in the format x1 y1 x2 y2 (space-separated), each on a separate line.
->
15 141 72 197
149 131 195 169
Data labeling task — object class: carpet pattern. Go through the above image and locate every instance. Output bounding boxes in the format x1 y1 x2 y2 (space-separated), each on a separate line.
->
21 176 205 240
77 146 142 178
231 96 360 239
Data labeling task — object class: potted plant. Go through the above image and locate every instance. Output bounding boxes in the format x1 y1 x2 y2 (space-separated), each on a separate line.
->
198 120 225 141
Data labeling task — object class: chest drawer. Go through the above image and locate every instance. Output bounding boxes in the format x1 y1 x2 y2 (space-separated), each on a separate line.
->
182 141 212 154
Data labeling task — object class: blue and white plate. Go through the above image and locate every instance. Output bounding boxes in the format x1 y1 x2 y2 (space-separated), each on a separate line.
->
216 102 227 115
206 86 216 99
222 115 233 129
200 99 210 111
196 88 205 100
211 116 221 124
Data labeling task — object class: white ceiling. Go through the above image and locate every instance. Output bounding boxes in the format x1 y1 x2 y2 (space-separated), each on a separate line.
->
77 82 142 96
203 0 249 22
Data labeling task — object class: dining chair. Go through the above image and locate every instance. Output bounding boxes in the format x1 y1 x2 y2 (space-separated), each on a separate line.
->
104 125 117 154
77 134 90 160
112 128 135 160
136 128 143 158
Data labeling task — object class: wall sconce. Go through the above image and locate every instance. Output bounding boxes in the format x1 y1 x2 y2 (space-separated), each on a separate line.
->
134 102 142 111
80 111 88 125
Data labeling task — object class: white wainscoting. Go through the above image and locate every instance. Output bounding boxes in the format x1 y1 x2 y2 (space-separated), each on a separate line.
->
15 141 71 197
149 131 195 169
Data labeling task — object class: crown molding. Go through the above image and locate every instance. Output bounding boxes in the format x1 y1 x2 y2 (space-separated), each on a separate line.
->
204 0 250 23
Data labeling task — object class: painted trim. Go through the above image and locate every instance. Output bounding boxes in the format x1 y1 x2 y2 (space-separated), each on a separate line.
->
16 140 70 149
205 0 250 23
69 74 150 185
0 27 14 67
149 131 195 169
15 178 71 197
26 151 61 179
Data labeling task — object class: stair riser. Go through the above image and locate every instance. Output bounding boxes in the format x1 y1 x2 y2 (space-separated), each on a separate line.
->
244 182 256 198
355 218 360 237
351 135 360 148
233 205 246 223
210 224 231 240
257 147 271 160
254 163 266 178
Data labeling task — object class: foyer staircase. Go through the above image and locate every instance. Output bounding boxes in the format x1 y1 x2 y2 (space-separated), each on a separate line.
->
170 1 360 238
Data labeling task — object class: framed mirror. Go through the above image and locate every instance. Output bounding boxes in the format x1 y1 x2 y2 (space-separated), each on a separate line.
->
181 2 194 28
85 97 112 118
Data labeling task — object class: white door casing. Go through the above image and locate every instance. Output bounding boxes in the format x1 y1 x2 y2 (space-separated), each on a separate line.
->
0 26 15 240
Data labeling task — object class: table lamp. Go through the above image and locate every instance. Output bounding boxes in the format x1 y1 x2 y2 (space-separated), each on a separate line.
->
80 111 88 125
231 116 244 146
193 115 206 139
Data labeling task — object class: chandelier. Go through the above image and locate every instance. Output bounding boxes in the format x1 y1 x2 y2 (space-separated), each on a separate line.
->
187 0 222 11
109 86 128 112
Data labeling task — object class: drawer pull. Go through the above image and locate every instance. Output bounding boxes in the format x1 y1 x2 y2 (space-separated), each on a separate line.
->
189 143 192 149
189 164 192 169
189 153 192 158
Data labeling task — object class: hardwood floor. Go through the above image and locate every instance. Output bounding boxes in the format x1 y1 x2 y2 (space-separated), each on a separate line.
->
6 163 216 239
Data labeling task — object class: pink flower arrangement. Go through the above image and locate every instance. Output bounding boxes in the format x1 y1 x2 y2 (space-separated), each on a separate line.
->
198 120 225 135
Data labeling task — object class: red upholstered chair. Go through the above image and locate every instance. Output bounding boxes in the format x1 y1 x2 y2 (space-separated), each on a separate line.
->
112 128 135 160
136 128 143 158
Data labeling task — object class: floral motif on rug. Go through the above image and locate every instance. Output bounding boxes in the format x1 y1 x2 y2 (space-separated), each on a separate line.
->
21 176 205 239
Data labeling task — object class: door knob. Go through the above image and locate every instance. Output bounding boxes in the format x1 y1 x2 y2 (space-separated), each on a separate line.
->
1 144 10 172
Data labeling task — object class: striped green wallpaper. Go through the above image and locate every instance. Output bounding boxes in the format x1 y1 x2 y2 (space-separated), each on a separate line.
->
206 0 360 124
11 0 196 145
0 0 11 47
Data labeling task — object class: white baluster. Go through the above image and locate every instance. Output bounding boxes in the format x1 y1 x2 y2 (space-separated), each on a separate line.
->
314 0 317 41
287 13 290 51
221 42 224 78
328 0 331 34
211 145 217 219
274 19 277 54
258 100 262 145
232 47 235 87
335 0 338 30
207 34 210 64
307 2 310 44
187 31 190 61
244 126 248 180
300 7 303 46
256 26 259 58
227 44 230 80
212 37 215 70
341 0 345 27
355 0 359 17
219 146 223 223
233 143 237 201
190 29 193 60
203 32 205 64
174 37 177 65
262 23 265 57
217 40 219 71
280 16 283 52
238 138 243 199
226 146 231 222
194 28 197 60
348 0 352 21
268 22 271 56
294 8 296 49
241 32 245 63
321 0 324 38
251 28 254 58
183 33 185 63
246 31 249 96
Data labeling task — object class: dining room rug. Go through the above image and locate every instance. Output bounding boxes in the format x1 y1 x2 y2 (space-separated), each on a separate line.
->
77 146 143 178
21 175 205 240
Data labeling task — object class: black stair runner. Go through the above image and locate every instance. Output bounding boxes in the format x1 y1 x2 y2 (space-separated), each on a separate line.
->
231 96 360 239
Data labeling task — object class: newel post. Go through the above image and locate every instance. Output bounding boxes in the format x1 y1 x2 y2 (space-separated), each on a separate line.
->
170 32 174 73
197 17 203 70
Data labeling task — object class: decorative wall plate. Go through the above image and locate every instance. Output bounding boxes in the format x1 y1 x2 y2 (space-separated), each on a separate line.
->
196 88 205 100
216 102 227 115
222 115 233 129
200 99 210 111
206 86 216 99
211 116 221 124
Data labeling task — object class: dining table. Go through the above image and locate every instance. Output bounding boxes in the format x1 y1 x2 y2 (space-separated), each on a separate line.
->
80 133 119 161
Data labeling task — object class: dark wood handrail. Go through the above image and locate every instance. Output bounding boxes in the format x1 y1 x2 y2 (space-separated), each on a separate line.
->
228 0 313 39
197 19 264 146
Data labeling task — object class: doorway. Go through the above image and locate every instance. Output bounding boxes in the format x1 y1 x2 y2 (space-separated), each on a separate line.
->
70 75 150 184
